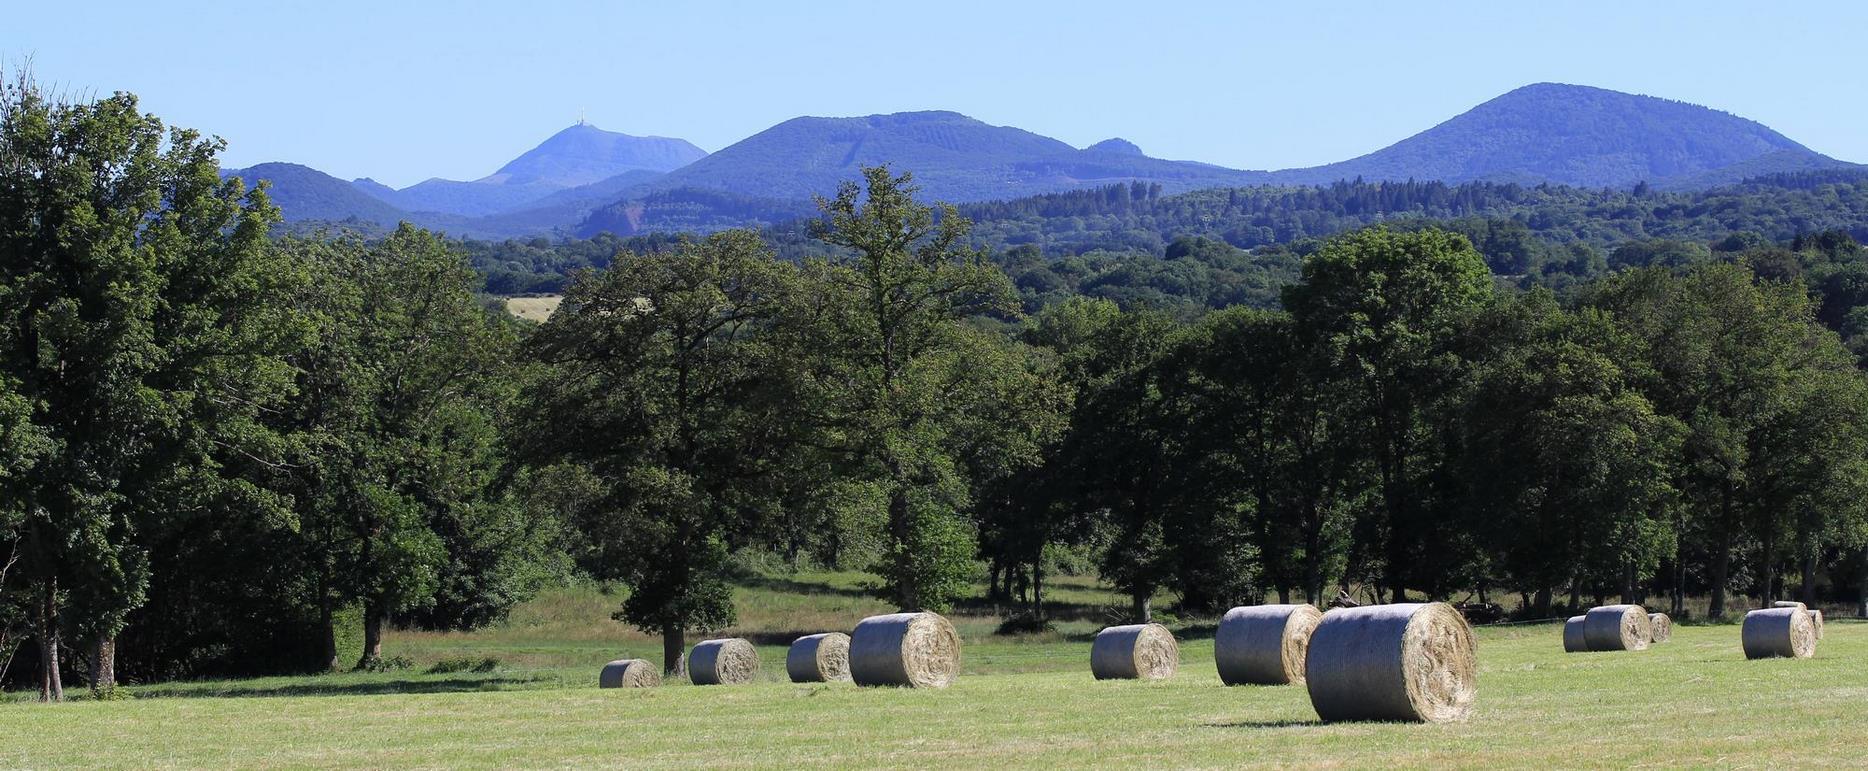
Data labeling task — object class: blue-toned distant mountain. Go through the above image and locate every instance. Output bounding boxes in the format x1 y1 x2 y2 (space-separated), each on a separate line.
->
1268 83 1856 189
623 111 1268 205
234 83 1862 239
354 124 706 217
222 162 413 226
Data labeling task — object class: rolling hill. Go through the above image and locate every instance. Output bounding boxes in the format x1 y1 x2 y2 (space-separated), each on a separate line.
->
1270 83 1856 189
624 110 1269 204
234 83 1863 238
223 163 414 226
353 124 707 217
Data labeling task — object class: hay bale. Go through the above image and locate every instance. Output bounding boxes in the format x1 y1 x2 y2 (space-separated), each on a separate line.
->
1647 613 1672 644
1090 623 1179 681
598 658 659 688
1215 604 1324 685
1808 609 1824 640
786 632 852 683
1562 615 1589 652
1304 602 1477 723
689 638 759 685
849 612 961 688
1773 601 1807 610
1583 604 1651 651
1742 607 1817 659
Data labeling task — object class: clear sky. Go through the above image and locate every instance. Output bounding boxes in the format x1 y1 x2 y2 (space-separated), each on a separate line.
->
7 1 1863 188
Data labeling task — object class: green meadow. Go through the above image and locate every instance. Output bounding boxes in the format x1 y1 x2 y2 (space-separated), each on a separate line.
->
2 572 1860 769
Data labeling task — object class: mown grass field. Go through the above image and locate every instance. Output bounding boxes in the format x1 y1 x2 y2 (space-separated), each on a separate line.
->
2 571 1862 768
503 295 563 323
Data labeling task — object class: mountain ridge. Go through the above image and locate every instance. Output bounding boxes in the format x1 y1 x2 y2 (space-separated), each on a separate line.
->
234 83 1863 238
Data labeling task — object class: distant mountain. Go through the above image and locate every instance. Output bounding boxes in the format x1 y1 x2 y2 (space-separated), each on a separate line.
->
225 163 412 225
1087 138 1145 156
628 111 1268 204
485 123 705 187
238 84 1863 240
1272 83 1859 188
353 124 707 218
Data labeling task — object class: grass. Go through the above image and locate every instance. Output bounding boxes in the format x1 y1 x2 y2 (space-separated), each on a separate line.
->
503 295 563 322
2 572 1863 768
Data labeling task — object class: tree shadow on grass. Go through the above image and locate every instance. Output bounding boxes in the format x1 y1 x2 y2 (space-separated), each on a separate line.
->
132 676 546 700
1204 718 1320 729
734 575 875 600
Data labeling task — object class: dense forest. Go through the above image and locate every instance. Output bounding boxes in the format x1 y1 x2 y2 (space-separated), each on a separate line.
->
7 84 1868 703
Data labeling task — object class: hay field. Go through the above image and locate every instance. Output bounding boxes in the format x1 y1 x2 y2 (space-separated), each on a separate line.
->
503 295 563 322
2 574 1863 768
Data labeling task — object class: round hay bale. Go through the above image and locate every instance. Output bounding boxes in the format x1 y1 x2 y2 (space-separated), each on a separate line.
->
1773 601 1807 610
1742 607 1816 659
1562 615 1589 652
849 612 961 688
1742 607 1817 659
786 632 852 683
1215 604 1324 685
598 658 659 688
1304 602 1477 723
689 638 759 685
1583 604 1651 651
1808 609 1824 640
1647 613 1672 644
1090 623 1179 681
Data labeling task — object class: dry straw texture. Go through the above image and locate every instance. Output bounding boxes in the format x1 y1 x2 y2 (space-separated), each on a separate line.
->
1583 604 1651 651
786 632 852 683
598 659 659 688
1215 604 1323 685
1647 613 1672 644
849 612 961 688
1304 602 1477 723
1742 607 1817 659
1090 623 1179 681
1809 609 1824 640
1773 601 1807 610
689 638 759 685
1562 616 1589 652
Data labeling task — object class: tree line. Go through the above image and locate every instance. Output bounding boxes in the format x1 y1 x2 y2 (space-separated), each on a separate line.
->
6 84 1868 701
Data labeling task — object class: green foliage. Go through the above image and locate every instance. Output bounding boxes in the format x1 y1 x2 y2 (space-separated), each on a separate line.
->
799 166 1024 611
425 656 500 674
518 229 803 669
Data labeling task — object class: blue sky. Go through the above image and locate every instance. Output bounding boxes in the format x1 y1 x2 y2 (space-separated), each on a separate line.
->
7 1 1863 188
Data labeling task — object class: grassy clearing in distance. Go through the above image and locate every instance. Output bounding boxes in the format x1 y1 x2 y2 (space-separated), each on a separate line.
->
503 295 562 322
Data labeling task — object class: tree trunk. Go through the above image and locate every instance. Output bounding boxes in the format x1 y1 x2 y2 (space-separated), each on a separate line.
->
1566 583 1581 614
1759 526 1778 609
317 603 339 672
355 602 384 670
1534 587 1551 617
1708 529 1733 620
91 635 116 692
1799 553 1817 606
1131 591 1151 623
886 485 916 609
1672 555 1686 616
1030 555 1044 621
1858 547 1868 619
38 577 62 702
661 626 686 677
1277 586 1290 604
